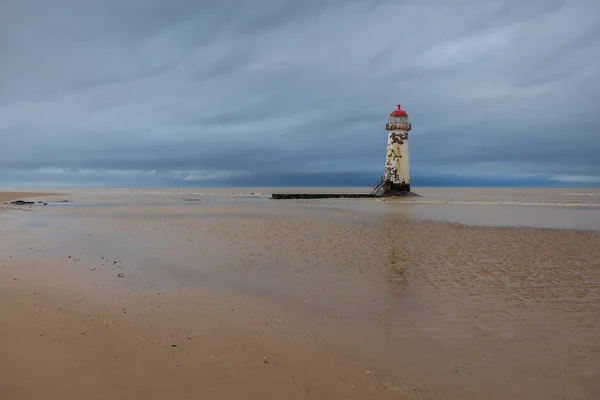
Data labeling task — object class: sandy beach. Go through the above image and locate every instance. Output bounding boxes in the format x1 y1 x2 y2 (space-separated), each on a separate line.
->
1 188 599 399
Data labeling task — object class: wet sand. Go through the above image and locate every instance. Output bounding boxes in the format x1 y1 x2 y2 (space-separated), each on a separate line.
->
1 189 599 399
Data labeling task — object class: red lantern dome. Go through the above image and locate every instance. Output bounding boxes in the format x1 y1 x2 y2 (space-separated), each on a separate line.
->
390 104 407 117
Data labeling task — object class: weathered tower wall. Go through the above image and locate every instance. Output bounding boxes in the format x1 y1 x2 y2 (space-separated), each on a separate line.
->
384 130 410 192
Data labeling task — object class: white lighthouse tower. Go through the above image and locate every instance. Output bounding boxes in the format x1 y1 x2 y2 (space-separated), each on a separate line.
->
383 104 412 194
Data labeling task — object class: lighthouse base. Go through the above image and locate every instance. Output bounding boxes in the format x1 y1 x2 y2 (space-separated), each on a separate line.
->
381 181 411 196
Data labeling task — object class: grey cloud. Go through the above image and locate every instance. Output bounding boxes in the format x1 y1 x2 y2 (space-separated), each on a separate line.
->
1 0 599 186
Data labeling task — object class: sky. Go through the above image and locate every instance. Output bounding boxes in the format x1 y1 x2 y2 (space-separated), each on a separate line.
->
1 0 599 187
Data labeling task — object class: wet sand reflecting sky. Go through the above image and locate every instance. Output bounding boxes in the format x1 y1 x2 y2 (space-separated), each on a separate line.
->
1 187 599 399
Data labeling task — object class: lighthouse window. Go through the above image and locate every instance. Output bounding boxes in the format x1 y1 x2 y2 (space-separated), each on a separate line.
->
389 116 409 124
389 116 408 124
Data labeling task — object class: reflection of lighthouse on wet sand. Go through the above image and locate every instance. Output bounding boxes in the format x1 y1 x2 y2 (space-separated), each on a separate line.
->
383 104 412 194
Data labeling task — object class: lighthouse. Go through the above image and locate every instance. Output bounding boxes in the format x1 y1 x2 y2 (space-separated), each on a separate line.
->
271 103 416 199
383 104 412 194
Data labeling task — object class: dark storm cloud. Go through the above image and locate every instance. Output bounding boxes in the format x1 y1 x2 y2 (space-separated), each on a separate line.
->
1 0 599 186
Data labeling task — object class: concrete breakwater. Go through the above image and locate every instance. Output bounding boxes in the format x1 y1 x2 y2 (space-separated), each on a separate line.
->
271 193 378 200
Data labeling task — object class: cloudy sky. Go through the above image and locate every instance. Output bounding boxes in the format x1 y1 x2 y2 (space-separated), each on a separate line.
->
1 0 599 187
